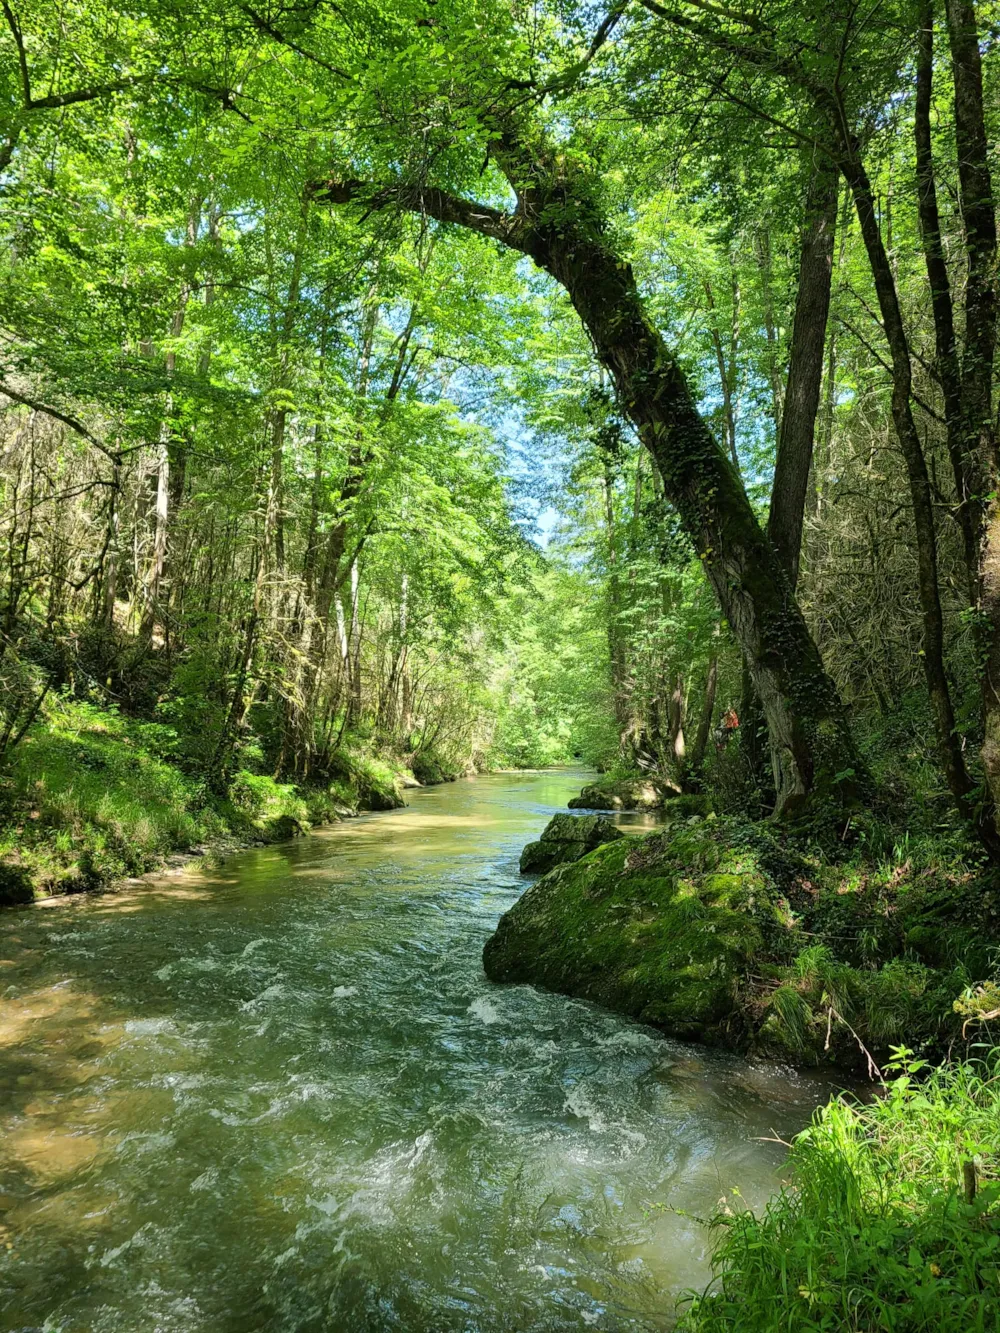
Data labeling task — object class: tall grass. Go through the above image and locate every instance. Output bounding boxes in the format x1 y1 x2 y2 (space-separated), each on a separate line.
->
681 1052 1000 1331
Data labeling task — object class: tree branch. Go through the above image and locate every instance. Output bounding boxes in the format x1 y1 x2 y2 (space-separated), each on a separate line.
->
636 0 828 101
312 179 535 254
238 4 352 79
1 0 31 105
0 382 120 462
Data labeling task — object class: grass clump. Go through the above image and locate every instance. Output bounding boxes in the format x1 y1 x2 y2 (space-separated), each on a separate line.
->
681 1051 1000 1332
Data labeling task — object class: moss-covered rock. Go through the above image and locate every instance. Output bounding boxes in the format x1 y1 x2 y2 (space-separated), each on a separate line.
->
326 745 407 812
260 813 304 843
487 821 792 1043
488 814 1000 1067
519 813 623 874
568 776 680 811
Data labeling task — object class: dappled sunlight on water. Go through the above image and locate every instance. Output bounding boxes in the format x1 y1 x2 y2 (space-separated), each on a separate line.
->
0 771 840 1331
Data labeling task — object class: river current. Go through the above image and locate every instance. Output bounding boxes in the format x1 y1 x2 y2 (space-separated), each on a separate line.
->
0 769 836 1332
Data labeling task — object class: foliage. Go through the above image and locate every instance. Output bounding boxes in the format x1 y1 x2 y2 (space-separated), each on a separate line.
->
0 694 410 901
681 1053 1000 1332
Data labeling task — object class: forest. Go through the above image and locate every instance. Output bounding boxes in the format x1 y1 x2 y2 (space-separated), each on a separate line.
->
3 0 1000 1329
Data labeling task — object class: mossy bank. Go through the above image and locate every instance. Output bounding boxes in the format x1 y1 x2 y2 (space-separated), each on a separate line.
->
484 811 1000 1067
0 697 442 906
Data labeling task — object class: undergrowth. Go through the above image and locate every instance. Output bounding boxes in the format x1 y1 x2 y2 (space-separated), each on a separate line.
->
0 694 413 904
680 1050 1000 1332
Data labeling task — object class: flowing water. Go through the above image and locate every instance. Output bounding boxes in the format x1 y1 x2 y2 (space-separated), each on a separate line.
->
0 770 838 1332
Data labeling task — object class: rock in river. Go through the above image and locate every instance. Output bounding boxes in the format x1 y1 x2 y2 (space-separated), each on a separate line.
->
518 813 624 875
567 777 678 812
488 819 790 1047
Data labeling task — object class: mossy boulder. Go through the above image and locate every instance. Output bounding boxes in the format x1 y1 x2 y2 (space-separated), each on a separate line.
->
260 813 304 843
360 780 405 812
519 813 624 875
568 776 679 812
487 821 793 1043
490 811 1000 1067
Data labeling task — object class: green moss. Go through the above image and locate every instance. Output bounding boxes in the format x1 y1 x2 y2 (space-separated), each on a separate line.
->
484 822 787 1043
567 774 678 811
326 740 406 812
410 749 462 785
493 815 1000 1066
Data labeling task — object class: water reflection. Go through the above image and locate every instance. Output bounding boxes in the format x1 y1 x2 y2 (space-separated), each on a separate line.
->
0 771 840 1332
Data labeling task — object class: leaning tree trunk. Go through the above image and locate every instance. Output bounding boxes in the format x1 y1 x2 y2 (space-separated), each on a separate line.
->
540 224 858 812
743 153 838 800
313 150 865 815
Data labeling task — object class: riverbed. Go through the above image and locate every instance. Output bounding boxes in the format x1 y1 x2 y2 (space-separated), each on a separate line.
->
0 770 837 1331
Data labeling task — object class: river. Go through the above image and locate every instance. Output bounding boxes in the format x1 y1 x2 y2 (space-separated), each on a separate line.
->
0 769 837 1332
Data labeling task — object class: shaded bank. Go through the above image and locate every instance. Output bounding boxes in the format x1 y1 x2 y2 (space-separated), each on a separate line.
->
0 697 420 906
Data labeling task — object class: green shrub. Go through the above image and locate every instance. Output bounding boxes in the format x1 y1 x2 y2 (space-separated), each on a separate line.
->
681 1052 1000 1332
410 748 461 785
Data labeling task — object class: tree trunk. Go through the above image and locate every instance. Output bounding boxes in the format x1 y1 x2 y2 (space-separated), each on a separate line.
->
915 1 980 589
703 272 741 474
690 652 718 775
944 0 1000 834
544 231 861 814
767 155 839 588
835 137 989 839
601 452 631 745
140 270 191 641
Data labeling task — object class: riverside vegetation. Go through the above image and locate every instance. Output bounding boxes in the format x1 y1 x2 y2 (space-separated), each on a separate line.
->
4 0 1000 1326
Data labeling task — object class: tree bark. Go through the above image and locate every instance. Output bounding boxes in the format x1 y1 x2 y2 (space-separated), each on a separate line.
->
944 0 1000 831
600 450 631 745
767 155 839 588
915 1 981 589
836 139 984 828
690 652 718 774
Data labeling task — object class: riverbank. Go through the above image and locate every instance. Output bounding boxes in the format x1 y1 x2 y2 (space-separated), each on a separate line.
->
679 1049 1000 1330
0 695 453 906
486 804 1000 1071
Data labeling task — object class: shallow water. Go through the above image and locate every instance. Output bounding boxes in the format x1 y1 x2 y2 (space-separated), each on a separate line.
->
0 770 837 1332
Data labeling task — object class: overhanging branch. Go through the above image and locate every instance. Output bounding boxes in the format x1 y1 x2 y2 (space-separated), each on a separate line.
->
0 382 121 462
313 179 536 255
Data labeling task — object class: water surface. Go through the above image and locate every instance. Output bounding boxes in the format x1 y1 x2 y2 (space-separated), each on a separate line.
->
0 770 836 1331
